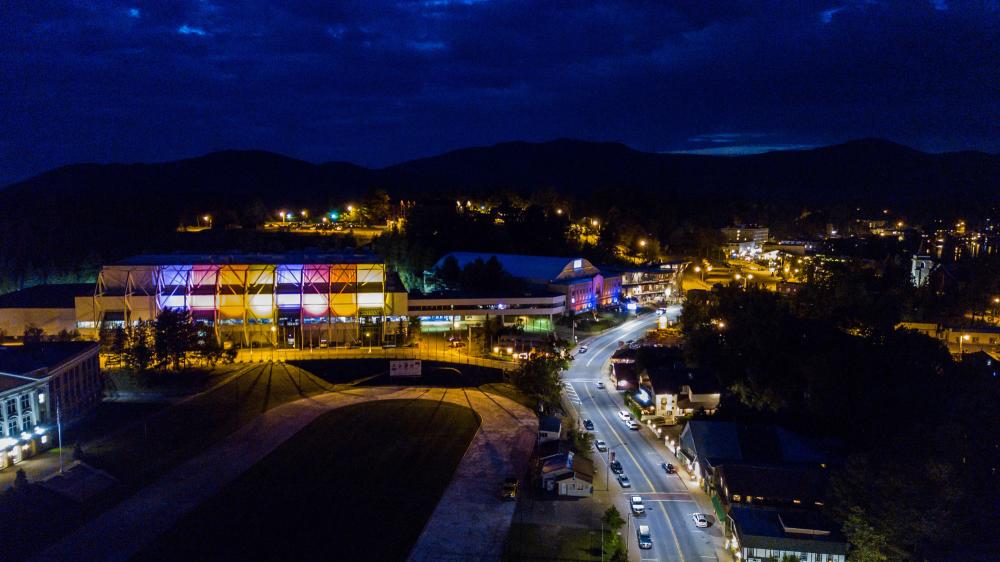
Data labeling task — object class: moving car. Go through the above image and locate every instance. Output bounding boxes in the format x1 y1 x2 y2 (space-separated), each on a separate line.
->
500 477 518 500
629 495 645 515
596 381 605 389
636 525 653 549
626 420 640 430
583 419 595 431
578 345 589 353
595 440 608 452
661 462 675 474
690 513 709 528
617 474 631 488
617 410 633 422
609 460 623 474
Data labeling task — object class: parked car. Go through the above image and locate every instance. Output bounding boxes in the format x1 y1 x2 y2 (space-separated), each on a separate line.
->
610 460 623 474
690 513 709 528
661 462 675 474
630 495 645 515
595 440 608 452
636 525 653 549
500 477 518 500
626 420 640 430
617 474 631 488
578 345 588 353
596 381 605 389
583 419 595 431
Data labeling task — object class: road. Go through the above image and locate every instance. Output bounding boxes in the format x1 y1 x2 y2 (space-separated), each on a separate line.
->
563 310 724 562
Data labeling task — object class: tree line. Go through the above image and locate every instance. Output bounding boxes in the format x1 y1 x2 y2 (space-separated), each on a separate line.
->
682 274 1000 559
103 309 236 371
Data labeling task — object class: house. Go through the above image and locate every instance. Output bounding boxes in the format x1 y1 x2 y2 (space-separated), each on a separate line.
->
610 362 638 391
678 421 828 489
0 342 101 470
539 451 594 497
538 415 562 443
636 365 720 419
716 464 828 510
728 506 847 562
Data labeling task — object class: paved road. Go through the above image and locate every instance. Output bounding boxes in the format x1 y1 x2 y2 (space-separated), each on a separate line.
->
564 310 724 562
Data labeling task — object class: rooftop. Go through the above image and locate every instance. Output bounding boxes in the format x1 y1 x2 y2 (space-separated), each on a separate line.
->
730 506 847 555
0 342 98 377
718 464 828 504
436 252 596 283
538 415 562 434
114 251 385 266
0 283 94 309
684 421 828 467
643 365 720 395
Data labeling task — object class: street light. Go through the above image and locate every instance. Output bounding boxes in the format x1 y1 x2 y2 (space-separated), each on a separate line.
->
960 334 970 355
639 239 647 248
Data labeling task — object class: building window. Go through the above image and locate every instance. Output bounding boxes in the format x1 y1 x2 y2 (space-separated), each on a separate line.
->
21 414 32 431
6 418 16 437
20 394 30 411
5 399 15 418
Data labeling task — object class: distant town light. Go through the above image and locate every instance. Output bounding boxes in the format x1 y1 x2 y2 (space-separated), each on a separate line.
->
347 205 354 212
556 208 563 215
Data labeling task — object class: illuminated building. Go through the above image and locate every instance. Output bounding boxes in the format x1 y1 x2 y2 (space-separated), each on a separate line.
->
0 342 100 470
83 252 408 348
431 252 621 313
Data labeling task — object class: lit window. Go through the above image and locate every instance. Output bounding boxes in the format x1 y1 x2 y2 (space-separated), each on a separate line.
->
38 393 45 404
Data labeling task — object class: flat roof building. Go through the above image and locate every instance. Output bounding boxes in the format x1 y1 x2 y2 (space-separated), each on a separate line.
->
433 252 621 313
0 342 101 471
728 506 847 562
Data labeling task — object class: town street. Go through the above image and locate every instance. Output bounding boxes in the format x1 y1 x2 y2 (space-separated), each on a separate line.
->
563 310 726 562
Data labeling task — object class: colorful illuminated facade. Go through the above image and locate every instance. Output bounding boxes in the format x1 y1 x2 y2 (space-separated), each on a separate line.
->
84 253 407 347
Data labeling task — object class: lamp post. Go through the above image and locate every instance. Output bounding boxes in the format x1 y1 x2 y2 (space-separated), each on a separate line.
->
270 326 277 361
960 333 970 356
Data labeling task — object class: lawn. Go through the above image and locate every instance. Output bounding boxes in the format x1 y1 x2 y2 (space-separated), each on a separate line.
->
0 362 336 560
503 523 608 562
292 358 506 387
135 399 481 562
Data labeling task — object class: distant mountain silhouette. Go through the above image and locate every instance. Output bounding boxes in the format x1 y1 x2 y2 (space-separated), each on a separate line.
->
0 138 997 290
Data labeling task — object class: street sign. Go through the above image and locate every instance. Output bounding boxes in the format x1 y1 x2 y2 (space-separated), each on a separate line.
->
389 359 422 377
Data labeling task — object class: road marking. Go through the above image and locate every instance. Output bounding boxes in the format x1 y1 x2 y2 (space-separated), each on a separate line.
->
583 382 686 562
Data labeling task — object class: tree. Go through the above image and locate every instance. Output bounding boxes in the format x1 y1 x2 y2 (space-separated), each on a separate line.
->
22 324 44 343
124 323 155 372
842 506 893 562
72 441 85 461
195 334 225 366
153 309 197 370
13 469 28 492
601 505 625 532
508 356 567 410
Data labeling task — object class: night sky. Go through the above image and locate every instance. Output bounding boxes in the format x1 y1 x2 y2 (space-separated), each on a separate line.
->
2 1 997 185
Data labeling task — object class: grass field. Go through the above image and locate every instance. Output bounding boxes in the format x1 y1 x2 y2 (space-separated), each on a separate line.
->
135 399 481 562
0 362 335 560
503 523 608 562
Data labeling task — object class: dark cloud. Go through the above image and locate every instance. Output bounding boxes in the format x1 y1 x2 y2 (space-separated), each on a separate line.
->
1 0 997 184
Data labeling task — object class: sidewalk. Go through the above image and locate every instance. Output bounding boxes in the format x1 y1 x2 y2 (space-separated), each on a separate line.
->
602 383 733 562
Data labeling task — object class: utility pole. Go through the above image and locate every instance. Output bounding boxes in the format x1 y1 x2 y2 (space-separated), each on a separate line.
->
56 398 63 473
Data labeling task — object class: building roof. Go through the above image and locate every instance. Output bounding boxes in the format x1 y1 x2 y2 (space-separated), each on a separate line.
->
114 251 385 266
0 342 98 377
684 421 828 468
410 287 564 300
730 506 847 555
539 415 562 434
644 365 720 396
435 252 595 283
717 464 828 504
0 284 94 309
